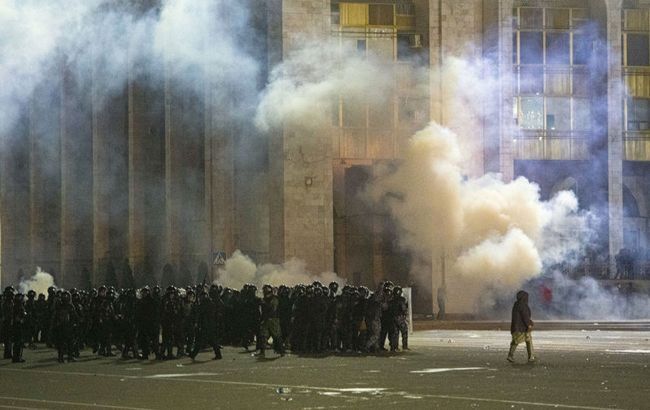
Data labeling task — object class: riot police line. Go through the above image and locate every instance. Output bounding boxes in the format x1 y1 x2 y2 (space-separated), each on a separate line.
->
0 281 409 363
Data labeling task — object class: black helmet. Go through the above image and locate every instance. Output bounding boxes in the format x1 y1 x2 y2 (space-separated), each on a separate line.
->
393 286 402 296
4 286 15 295
27 290 36 298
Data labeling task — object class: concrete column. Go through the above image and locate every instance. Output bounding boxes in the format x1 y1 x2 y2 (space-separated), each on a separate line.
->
497 0 514 182
607 0 624 276
272 0 334 274
205 88 235 280
29 81 62 281
92 55 128 285
163 75 206 272
128 74 165 283
60 66 93 288
0 115 31 286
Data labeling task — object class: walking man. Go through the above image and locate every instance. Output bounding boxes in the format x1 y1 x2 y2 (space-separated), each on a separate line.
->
507 290 535 363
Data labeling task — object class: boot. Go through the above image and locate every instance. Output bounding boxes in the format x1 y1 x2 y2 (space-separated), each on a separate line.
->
526 341 536 362
58 351 65 363
213 347 222 360
507 343 516 362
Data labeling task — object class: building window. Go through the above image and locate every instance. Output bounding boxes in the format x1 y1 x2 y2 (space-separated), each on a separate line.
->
546 8 570 29
520 8 543 29
331 3 340 25
546 97 571 130
520 66 543 94
519 97 544 129
573 34 591 65
546 33 570 65
626 34 650 66
520 32 543 64
627 98 650 131
368 4 394 26
357 39 367 54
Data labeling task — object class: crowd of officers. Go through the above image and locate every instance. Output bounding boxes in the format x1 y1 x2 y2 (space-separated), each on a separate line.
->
0 281 409 363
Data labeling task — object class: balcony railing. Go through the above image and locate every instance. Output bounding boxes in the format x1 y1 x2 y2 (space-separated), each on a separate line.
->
512 130 589 160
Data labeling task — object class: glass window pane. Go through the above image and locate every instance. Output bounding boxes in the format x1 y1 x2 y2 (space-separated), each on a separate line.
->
369 4 394 25
546 97 571 130
343 98 366 127
546 71 571 95
519 97 543 129
520 32 543 64
547 33 570 65
625 9 650 31
546 9 570 29
573 99 590 130
573 34 591 65
520 8 543 29
369 99 393 128
627 34 650 66
573 72 590 96
520 66 543 94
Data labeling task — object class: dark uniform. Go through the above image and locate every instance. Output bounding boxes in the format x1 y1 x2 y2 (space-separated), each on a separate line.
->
388 286 409 351
52 291 78 362
11 293 27 362
136 287 158 360
257 285 284 357
189 289 222 360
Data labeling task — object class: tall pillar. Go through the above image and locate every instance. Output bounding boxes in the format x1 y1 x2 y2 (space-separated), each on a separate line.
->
92 55 128 285
268 0 333 274
29 81 62 280
497 0 514 182
60 66 93 288
0 114 30 286
128 73 165 279
607 0 624 276
205 89 235 279
164 74 206 273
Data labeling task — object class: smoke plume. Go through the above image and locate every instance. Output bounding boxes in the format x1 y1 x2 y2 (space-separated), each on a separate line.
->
216 250 345 290
18 267 56 296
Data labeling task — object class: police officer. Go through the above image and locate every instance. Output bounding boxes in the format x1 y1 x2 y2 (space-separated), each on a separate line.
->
2 286 15 359
257 285 284 357
388 286 409 351
53 291 78 363
136 286 158 360
11 292 26 362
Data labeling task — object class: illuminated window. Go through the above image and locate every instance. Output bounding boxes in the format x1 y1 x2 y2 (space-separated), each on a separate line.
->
519 97 544 129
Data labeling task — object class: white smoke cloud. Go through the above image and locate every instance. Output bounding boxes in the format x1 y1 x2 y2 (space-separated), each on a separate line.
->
18 267 55 296
216 250 345 290
255 40 395 131
368 122 593 311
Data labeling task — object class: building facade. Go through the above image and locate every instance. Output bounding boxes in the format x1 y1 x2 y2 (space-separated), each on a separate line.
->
1 0 648 312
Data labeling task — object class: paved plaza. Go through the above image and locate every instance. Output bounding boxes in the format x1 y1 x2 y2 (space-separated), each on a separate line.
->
0 324 648 409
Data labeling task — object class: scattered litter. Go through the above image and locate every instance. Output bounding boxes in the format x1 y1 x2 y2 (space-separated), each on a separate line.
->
337 388 387 394
447 339 454 343
119 378 125 382
176 364 183 368
586 336 591 340
483 345 490 350
319 392 341 396
404 395 422 399
280 397 293 401
410 367 490 374
276 387 291 394
364 370 380 373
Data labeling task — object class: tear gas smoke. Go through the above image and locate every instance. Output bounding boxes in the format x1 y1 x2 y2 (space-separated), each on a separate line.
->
367 123 594 312
535 270 650 320
216 250 345 290
18 267 56 296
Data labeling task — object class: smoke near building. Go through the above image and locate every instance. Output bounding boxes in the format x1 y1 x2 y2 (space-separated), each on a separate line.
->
1 0 649 316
